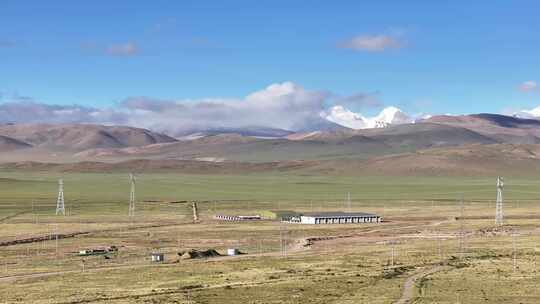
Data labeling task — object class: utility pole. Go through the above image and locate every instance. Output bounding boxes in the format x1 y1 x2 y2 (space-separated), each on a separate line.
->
279 223 287 256
279 224 283 255
191 202 199 223
437 236 443 264
186 291 192 304
32 200 38 224
495 177 504 226
458 193 465 259
56 179 65 215
390 242 396 267
128 173 136 217
512 231 518 273
54 224 59 261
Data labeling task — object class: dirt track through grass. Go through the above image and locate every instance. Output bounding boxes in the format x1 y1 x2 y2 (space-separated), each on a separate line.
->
394 265 447 304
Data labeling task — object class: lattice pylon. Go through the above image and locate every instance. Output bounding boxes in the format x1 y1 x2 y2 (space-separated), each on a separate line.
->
495 176 504 226
128 173 136 217
56 179 65 215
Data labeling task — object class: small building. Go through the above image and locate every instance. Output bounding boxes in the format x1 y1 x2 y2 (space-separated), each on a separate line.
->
150 252 164 262
77 246 118 256
285 212 381 225
227 248 240 256
79 249 92 255
215 214 262 221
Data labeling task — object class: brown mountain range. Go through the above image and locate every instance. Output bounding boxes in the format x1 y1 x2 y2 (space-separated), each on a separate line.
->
2 114 540 176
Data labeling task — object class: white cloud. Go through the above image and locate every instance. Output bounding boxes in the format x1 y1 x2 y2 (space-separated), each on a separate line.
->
0 82 339 135
119 82 331 134
1 83 404 135
514 106 540 119
339 34 403 52
519 80 538 92
105 42 139 56
0 100 123 124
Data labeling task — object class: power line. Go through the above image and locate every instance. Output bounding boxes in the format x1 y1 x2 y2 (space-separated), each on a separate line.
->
505 190 540 195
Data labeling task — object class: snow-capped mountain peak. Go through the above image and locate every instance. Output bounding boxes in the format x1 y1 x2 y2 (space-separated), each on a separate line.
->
323 105 414 130
372 106 413 127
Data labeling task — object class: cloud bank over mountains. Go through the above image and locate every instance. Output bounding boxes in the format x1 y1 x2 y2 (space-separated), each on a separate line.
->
2 81 540 136
0 82 332 135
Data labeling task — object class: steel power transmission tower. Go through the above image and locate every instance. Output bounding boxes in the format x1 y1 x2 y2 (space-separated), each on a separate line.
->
56 179 65 215
495 177 504 226
128 173 136 217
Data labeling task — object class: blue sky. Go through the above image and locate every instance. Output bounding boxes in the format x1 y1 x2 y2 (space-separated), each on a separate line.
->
1 0 539 117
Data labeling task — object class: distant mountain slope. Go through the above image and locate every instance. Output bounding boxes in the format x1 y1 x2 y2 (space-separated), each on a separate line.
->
305 144 540 176
175 126 294 139
73 123 498 162
427 113 540 128
358 123 498 148
0 135 32 151
472 113 540 128
425 114 540 143
0 159 317 174
291 116 352 132
6 144 540 177
2 114 540 165
0 124 177 151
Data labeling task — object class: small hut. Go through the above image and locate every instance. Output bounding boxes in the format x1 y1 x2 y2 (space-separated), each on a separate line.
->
227 248 240 256
150 252 164 262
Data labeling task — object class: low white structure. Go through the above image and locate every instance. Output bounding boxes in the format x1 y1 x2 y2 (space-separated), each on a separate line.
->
227 248 240 256
215 215 262 221
150 253 164 262
286 212 381 225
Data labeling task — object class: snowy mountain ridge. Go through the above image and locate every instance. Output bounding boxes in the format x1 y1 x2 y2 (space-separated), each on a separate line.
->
323 105 414 130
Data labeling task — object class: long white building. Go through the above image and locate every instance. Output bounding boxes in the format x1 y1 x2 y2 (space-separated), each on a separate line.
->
285 212 381 225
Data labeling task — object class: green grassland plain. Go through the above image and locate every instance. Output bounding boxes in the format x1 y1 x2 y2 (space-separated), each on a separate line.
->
1 172 540 303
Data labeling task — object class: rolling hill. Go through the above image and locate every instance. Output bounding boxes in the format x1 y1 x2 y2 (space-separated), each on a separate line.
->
0 123 177 151
1 114 540 176
0 135 32 151
425 114 540 143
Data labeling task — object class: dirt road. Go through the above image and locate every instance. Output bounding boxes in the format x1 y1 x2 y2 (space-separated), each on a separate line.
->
394 265 447 304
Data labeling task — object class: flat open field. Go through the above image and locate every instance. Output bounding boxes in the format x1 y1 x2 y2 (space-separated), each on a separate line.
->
1 172 540 303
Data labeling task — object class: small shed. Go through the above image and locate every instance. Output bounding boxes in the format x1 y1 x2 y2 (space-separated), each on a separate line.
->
227 248 240 256
150 252 164 262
